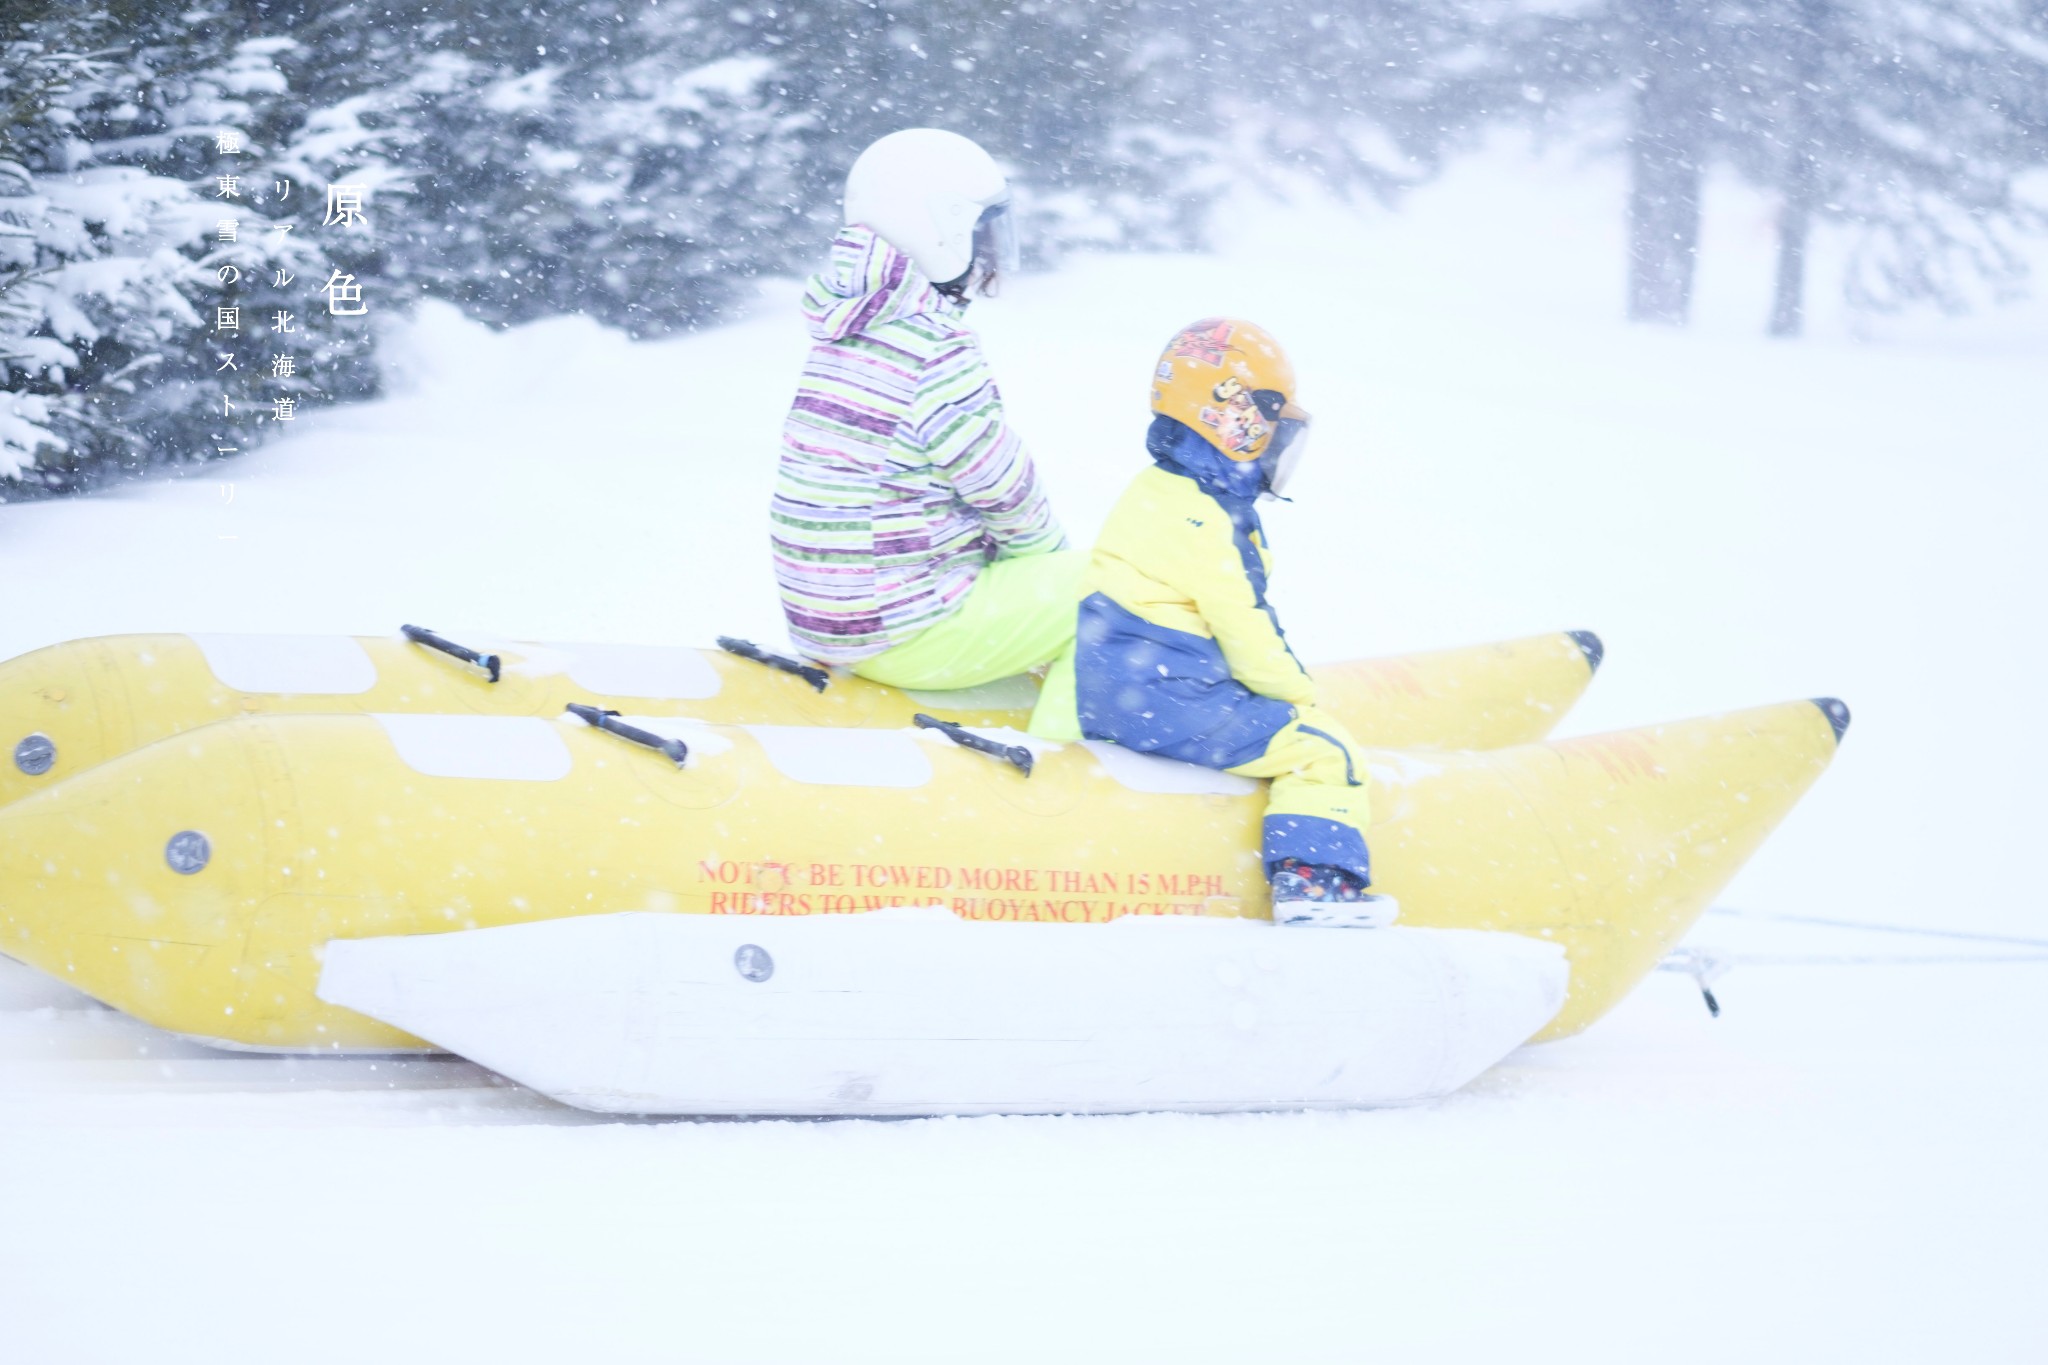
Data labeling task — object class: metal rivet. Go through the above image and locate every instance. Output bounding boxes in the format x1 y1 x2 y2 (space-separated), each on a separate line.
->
13 733 56 777
734 943 774 983
165 831 211 875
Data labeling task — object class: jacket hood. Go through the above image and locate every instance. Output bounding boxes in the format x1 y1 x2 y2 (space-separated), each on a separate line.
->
801 225 959 342
1147 415 1268 509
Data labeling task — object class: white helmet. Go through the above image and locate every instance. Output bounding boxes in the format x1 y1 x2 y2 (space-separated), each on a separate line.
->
842 128 1020 295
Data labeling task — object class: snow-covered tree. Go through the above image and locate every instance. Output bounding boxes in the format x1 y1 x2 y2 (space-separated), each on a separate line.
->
2 9 202 485
1513 0 2048 331
1739 0 2048 334
731 1 1197 259
1126 1 1542 208
14 0 2047 498
2 1 382 493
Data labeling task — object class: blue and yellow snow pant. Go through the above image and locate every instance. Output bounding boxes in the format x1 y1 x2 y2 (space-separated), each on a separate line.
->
1224 707 1373 885
851 550 1087 692
1034 645 1373 885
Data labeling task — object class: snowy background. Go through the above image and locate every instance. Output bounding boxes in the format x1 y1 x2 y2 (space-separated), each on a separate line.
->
6 0 2048 1355
4 139 2044 1360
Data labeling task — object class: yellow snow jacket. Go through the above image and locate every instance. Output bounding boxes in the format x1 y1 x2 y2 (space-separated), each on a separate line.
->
1030 422 1311 765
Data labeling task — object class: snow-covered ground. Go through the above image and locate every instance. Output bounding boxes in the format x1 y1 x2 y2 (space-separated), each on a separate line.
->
4 142 2045 1360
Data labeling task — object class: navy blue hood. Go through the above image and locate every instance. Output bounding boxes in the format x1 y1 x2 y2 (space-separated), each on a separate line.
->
1145 415 1268 509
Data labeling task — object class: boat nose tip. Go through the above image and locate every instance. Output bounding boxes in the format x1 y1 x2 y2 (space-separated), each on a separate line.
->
1567 630 1604 674
1811 697 1851 744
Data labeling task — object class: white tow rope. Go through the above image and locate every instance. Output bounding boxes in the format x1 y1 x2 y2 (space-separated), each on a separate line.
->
1658 906 2048 1017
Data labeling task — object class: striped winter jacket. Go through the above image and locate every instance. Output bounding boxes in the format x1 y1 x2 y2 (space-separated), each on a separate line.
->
771 227 1066 664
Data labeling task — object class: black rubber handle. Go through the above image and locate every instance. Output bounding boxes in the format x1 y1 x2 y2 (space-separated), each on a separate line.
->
402 624 501 683
716 636 829 692
566 703 689 767
913 713 1033 777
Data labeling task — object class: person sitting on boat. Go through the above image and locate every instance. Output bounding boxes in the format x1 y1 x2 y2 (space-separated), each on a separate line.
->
1028 318 1396 928
771 128 1083 690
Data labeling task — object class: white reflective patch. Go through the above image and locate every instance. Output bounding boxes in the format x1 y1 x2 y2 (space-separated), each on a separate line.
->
1083 741 1260 796
550 643 722 700
744 725 933 788
490 639 571 678
903 673 1040 711
191 634 378 695
375 714 572 781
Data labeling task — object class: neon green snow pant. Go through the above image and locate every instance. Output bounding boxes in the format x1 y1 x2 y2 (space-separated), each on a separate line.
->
851 550 1086 691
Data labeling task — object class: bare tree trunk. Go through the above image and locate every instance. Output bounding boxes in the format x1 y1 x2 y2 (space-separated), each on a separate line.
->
1630 65 1712 329
1769 150 1814 337
1768 0 1824 338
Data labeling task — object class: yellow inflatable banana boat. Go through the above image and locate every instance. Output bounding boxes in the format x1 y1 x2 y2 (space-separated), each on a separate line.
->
0 628 1602 807
0 694 1845 1049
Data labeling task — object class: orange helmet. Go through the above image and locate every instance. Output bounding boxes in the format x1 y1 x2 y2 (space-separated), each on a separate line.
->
1150 318 1310 466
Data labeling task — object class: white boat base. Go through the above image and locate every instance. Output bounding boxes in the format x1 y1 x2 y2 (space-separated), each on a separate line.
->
316 908 1568 1117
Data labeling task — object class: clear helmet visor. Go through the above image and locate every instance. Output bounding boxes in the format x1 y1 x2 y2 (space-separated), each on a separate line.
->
1258 414 1311 499
968 200 1020 295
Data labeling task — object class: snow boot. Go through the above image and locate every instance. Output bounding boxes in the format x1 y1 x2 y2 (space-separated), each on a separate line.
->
1269 858 1399 929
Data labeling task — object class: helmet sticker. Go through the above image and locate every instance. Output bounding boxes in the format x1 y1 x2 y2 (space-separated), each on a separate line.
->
1170 319 1237 366
1197 390 1270 454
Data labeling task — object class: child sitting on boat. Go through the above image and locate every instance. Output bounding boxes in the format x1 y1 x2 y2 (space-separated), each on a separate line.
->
770 128 1082 690
1028 319 1395 927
